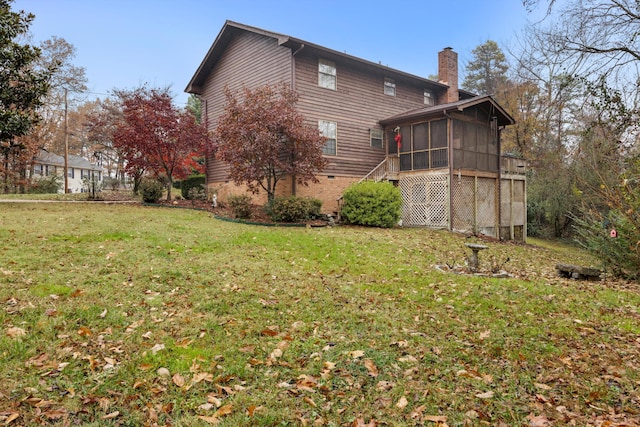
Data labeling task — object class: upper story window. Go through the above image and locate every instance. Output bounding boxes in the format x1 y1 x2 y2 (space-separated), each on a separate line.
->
370 129 383 149
424 89 435 105
318 59 336 90
384 78 396 96
319 120 337 156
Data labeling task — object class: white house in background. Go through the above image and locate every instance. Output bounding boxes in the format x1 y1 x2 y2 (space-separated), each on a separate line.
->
30 150 104 193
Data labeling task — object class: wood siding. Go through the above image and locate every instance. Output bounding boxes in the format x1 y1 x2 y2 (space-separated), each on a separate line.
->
294 50 434 177
201 31 292 181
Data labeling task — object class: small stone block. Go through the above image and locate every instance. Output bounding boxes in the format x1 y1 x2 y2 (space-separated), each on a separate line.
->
556 263 602 280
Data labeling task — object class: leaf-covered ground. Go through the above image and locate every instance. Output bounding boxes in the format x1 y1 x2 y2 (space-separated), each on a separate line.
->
0 203 638 426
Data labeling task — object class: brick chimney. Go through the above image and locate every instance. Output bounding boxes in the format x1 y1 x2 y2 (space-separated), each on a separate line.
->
438 47 458 103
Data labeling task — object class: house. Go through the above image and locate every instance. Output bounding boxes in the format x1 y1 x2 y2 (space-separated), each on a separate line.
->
29 149 104 194
186 21 526 241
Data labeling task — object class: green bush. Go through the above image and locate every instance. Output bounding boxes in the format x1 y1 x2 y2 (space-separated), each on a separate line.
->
103 177 121 191
268 196 322 223
227 194 253 219
341 181 402 228
139 178 164 203
28 175 61 194
181 175 206 199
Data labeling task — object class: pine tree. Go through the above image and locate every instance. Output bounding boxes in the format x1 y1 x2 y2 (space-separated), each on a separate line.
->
462 40 509 96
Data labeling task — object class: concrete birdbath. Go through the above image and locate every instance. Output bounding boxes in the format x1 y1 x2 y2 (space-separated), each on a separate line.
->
465 243 489 272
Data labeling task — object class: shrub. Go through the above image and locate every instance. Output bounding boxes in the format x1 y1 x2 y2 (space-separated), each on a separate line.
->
28 175 61 194
139 178 164 203
341 181 402 228
227 194 253 219
181 175 206 199
268 196 322 223
103 177 121 191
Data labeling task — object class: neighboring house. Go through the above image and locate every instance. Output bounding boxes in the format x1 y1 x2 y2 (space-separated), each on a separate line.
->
29 150 104 194
187 21 526 241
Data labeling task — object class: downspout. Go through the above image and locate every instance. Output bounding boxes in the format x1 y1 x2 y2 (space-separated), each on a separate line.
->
444 110 453 232
290 43 305 197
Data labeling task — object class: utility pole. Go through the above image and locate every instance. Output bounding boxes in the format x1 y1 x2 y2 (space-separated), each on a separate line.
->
64 88 69 193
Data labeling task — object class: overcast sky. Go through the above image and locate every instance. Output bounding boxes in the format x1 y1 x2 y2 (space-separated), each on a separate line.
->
13 0 538 106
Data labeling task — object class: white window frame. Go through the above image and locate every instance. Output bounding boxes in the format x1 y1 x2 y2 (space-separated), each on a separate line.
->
424 89 435 105
370 128 383 149
318 59 336 90
384 78 396 96
319 120 337 156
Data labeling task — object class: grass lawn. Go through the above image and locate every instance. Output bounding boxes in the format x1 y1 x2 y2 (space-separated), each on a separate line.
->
0 202 638 426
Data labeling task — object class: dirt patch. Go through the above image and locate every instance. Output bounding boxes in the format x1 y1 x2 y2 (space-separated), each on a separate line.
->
154 199 330 226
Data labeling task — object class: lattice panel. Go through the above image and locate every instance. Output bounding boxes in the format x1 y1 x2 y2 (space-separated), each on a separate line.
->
399 174 449 227
477 178 496 229
451 176 475 233
500 180 512 226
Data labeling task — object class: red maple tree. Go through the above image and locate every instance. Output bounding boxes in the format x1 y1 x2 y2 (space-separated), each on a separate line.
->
213 84 327 203
113 87 209 200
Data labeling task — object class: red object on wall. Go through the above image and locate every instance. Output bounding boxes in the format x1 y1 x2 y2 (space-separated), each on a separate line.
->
394 133 402 150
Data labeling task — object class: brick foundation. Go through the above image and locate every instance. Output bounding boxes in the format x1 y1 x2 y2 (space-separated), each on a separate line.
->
207 175 359 215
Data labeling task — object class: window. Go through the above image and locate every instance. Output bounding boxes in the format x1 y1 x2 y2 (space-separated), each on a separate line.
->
34 164 42 175
319 120 337 155
384 78 396 96
424 89 435 105
318 59 336 90
370 129 383 149
68 168 74 178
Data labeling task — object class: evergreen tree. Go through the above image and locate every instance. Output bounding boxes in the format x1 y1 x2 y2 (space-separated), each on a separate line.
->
462 40 509 95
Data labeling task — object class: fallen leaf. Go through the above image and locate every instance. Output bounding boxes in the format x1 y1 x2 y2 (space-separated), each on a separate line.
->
323 361 336 370
99 309 107 318
410 405 426 420
479 330 491 340
198 415 220 424
261 328 278 337
349 350 365 359
296 374 318 392
534 382 551 390
6 327 26 338
4 412 20 424
398 355 418 363
364 359 379 377
376 380 394 391
192 372 213 384
527 413 550 426
150 343 165 354
424 415 448 423
77 326 92 336
101 411 120 420
475 391 494 399
213 404 233 417
396 395 408 409
175 337 192 348
172 373 185 387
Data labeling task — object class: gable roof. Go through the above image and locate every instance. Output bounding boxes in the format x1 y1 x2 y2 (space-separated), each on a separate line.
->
379 95 515 127
185 20 450 95
34 150 103 171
